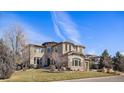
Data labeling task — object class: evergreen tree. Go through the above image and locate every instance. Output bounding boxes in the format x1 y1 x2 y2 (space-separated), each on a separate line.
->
113 51 124 71
99 49 112 69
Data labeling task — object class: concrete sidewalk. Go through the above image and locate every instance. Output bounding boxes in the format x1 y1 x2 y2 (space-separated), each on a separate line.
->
57 75 124 82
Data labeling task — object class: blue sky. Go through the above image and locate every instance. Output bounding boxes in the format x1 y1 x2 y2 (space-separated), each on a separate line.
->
0 11 124 56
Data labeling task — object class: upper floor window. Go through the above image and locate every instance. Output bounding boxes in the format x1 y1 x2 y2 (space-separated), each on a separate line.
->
69 44 71 52
75 46 78 52
80 48 82 53
47 47 51 53
34 48 44 53
65 44 68 51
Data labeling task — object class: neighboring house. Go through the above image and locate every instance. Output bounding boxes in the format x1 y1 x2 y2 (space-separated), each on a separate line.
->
85 54 100 69
28 41 89 71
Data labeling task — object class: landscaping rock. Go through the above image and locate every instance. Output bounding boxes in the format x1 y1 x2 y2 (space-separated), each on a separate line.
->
61 67 66 71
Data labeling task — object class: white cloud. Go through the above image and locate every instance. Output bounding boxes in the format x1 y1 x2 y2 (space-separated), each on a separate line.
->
0 12 52 44
51 12 66 41
23 25 52 44
51 11 81 44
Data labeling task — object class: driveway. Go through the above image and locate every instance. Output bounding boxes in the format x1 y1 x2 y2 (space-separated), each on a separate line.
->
62 75 124 82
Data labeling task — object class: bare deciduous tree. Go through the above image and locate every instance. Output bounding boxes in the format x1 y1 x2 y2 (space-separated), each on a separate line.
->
3 24 28 70
51 51 66 71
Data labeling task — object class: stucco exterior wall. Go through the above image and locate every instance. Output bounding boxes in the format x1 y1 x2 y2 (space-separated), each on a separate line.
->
62 43 85 54
28 42 88 71
62 43 66 54
62 43 73 54
53 44 63 54
29 46 45 65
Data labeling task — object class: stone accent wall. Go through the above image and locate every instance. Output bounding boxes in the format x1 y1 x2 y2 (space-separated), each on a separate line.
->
68 55 85 71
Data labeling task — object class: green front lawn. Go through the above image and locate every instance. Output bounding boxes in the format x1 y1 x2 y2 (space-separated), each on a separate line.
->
0 69 117 82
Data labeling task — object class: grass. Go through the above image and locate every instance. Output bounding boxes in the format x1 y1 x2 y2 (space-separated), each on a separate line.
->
0 69 117 82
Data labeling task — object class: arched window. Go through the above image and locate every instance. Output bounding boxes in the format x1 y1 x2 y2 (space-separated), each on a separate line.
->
47 47 51 53
65 44 68 51
69 44 71 51
72 58 81 66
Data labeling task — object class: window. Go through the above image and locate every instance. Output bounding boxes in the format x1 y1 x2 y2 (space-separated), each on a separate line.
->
34 57 42 65
75 60 78 66
34 48 44 53
37 58 40 64
65 44 67 51
47 47 51 53
72 60 75 66
80 48 82 53
75 47 78 52
72 58 81 66
34 57 36 64
79 60 81 66
69 44 71 51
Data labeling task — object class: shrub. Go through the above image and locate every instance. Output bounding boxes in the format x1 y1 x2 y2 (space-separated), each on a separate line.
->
0 39 14 79
61 66 66 71
119 61 124 71
97 69 103 72
49 65 56 72
0 61 14 79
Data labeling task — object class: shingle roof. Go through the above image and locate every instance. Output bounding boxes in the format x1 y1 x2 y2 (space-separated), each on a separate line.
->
52 41 85 48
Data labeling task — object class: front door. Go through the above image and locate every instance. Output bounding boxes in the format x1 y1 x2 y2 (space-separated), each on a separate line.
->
46 58 50 67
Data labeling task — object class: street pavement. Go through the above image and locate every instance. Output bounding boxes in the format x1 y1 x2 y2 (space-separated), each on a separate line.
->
62 75 124 82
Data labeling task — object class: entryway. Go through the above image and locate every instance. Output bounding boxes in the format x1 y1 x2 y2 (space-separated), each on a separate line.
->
46 58 51 67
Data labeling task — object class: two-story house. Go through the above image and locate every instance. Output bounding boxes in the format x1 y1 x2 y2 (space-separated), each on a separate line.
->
28 41 89 71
